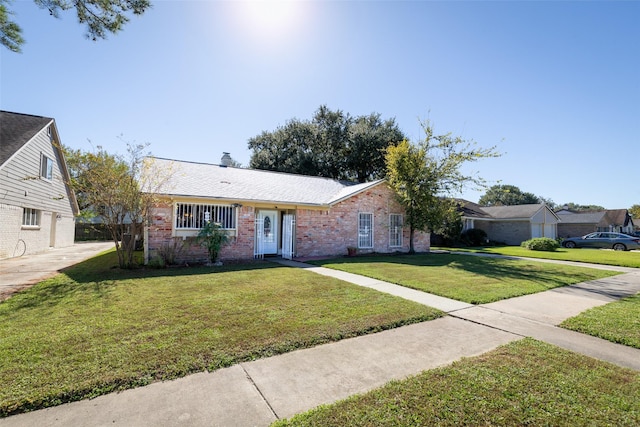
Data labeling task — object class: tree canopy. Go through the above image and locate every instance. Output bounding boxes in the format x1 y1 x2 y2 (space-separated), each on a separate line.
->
248 105 406 182
64 142 171 268
478 184 541 206
629 204 640 220
385 121 499 252
1 0 151 53
558 202 606 212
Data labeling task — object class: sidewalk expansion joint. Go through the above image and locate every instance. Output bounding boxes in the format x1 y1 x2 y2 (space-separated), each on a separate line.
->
447 311 527 340
240 364 280 421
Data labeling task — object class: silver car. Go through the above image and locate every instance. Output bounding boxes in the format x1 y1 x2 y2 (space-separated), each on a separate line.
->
562 232 640 251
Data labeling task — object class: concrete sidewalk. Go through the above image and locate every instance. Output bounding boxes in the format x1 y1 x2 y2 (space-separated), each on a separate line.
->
2 256 639 427
0 242 114 301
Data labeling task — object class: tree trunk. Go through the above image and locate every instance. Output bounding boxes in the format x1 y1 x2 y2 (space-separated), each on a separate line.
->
409 226 415 254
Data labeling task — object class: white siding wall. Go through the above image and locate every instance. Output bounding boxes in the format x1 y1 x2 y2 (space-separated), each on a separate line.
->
0 125 76 259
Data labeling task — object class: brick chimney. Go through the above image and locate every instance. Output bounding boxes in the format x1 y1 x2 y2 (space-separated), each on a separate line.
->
221 152 232 167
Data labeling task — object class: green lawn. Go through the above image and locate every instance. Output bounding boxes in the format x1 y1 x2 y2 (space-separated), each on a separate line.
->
0 250 442 417
310 254 620 304
435 245 640 268
561 293 640 349
273 338 640 427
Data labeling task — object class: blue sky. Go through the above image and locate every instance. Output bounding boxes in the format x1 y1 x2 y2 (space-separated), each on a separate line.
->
2 1 638 209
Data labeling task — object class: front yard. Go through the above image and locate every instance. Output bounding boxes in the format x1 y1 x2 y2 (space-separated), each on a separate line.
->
561 293 640 349
2 248 638 423
436 245 640 268
309 253 620 304
274 338 639 426
0 249 442 417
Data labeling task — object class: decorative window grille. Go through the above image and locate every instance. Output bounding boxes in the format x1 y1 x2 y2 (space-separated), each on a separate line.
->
22 208 40 226
389 214 403 247
175 203 236 230
358 212 373 248
40 154 53 180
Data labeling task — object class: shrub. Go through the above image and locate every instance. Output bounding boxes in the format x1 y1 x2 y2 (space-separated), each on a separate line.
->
460 228 488 246
196 222 230 264
521 237 560 252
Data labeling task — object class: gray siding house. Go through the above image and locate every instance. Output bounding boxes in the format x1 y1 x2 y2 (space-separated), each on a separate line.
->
0 111 79 259
460 201 559 245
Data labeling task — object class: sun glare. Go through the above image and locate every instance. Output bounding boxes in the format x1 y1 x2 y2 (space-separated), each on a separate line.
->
235 1 304 44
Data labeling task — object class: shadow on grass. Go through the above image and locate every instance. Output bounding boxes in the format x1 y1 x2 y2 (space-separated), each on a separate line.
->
310 252 610 287
2 249 281 311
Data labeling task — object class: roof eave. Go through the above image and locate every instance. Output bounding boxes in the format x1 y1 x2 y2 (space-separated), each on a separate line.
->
153 193 330 209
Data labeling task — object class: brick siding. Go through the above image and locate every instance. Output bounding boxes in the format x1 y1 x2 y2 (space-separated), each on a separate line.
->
475 220 530 245
0 203 75 259
146 184 430 264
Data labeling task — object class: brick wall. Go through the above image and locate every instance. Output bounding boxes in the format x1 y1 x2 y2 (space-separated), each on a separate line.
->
0 204 22 258
146 185 431 264
0 203 75 259
146 202 258 263
557 224 596 238
295 184 430 257
475 220 530 245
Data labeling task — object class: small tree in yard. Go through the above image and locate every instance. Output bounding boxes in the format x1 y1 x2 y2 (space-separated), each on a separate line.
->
196 221 229 265
385 120 499 253
65 142 172 269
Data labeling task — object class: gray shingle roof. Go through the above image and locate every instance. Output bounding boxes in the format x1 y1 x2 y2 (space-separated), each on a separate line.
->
149 157 385 207
1 111 53 166
556 211 606 224
477 203 547 219
455 199 492 218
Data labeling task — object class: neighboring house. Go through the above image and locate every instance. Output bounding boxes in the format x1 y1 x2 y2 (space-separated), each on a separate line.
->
556 209 635 237
459 201 559 245
0 111 79 259
144 156 430 264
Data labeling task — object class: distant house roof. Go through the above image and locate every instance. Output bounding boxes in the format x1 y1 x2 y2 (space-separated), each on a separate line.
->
555 211 606 224
457 200 559 221
554 209 633 227
603 209 634 227
454 199 491 219
0 111 53 166
148 157 386 207
479 203 557 220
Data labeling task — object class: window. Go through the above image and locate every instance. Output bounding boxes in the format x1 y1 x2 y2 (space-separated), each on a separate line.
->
40 154 53 180
175 203 237 230
358 212 373 248
389 214 403 247
22 208 40 227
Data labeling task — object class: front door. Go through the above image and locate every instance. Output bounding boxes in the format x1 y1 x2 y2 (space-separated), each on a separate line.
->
260 210 278 255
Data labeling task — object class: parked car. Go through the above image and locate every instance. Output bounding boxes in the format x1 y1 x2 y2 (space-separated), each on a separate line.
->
562 232 640 251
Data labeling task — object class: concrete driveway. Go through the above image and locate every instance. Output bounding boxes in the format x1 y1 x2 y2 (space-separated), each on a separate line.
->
0 241 114 301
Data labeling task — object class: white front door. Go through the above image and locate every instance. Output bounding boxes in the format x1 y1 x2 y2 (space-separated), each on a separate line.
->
282 214 295 259
260 210 279 255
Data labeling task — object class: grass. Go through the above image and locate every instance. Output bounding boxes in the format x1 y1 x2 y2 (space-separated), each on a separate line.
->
273 338 640 427
0 249 442 417
561 293 640 349
309 253 620 304
435 245 640 268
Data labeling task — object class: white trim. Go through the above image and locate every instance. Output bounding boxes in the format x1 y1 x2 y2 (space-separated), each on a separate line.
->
358 212 374 249
40 153 54 181
389 213 403 247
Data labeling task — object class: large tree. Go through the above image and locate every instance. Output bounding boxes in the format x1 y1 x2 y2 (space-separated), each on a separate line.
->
248 105 405 182
478 184 540 206
64 143 171 268
629 204 640 220
385 121 499 252
1 0 151 53
558 202 606 212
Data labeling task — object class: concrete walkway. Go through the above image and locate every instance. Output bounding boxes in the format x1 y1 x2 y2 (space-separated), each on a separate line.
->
1 254 639 427
0 242 114 301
